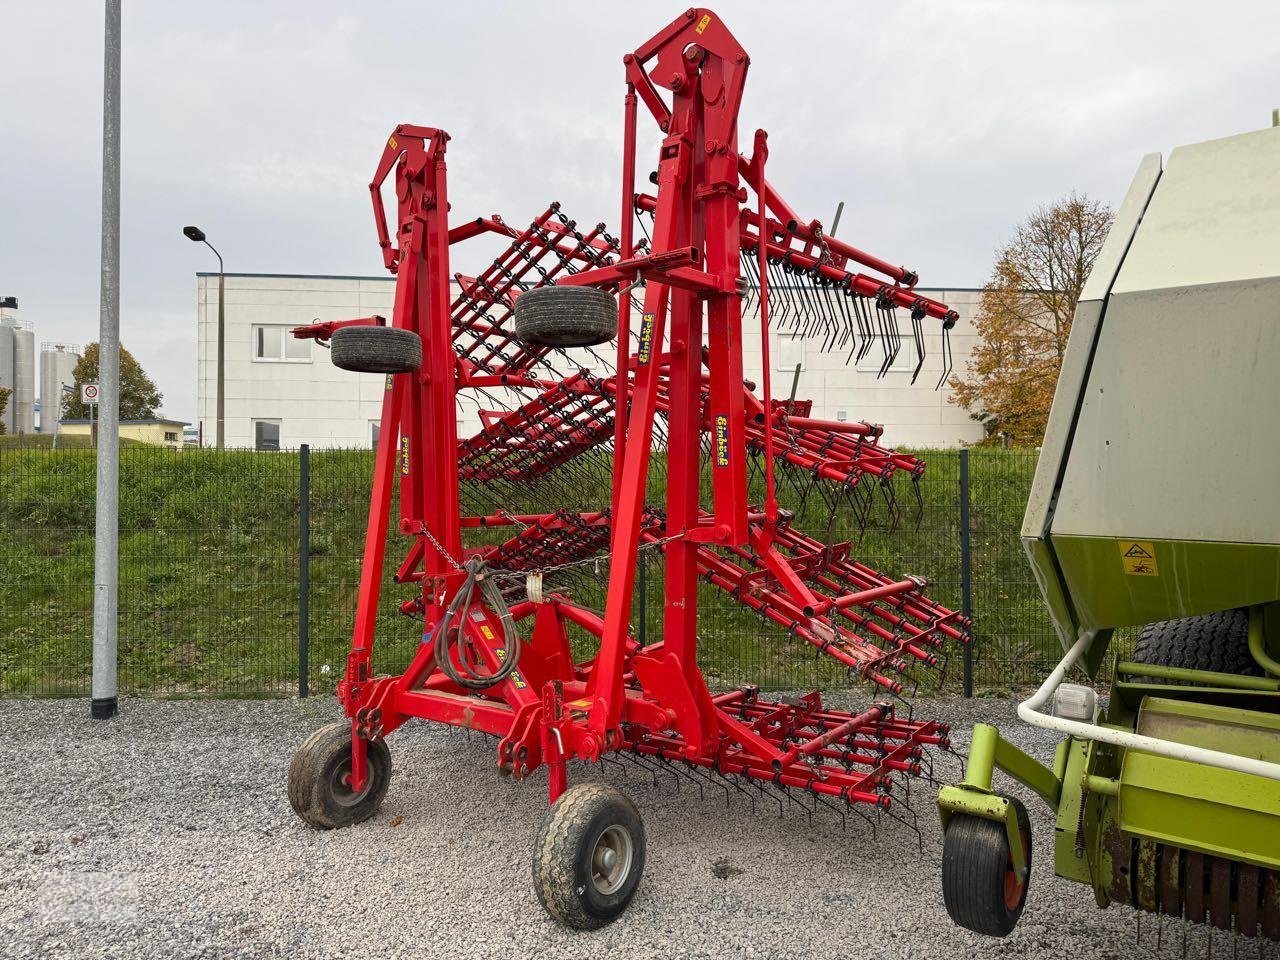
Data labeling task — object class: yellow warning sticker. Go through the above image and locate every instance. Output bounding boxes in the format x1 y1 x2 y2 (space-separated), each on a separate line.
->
1118 540 1158 576
480 624 494 640
637 312 655 365
695 13 712 34
387 135 399 150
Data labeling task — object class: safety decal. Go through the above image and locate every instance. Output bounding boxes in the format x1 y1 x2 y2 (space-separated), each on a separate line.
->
385 374 393 391
494 647 527 689
1118 540 1158 576
695 13 712 34
637 312 656 365
714 414 730 467
387 135 398 150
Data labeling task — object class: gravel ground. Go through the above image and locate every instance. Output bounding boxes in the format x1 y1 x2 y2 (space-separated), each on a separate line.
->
0 695 1220 959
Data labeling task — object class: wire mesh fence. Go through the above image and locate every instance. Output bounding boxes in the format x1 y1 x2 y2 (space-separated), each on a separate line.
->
0 443 1070 698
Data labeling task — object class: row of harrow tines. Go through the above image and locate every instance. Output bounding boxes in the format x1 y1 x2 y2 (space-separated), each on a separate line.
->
635 194 960 387
471 505 971 700
455 366 929 536
621 688 953 823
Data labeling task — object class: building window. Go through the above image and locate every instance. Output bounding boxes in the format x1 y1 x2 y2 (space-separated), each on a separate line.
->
253 325 311 362
254 419 281 451
370 420 380 450
164 431 177 441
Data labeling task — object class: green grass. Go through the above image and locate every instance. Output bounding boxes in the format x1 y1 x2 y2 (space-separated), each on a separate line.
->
0 433 144 450
0 445 1059 697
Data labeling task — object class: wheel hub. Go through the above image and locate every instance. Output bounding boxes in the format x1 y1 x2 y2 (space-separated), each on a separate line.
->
591 825 633 895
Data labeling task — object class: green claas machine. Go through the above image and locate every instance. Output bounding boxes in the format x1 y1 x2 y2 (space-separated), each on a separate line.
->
937 125 1280 942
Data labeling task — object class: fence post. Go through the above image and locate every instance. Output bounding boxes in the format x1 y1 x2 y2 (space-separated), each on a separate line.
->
299 444 310 698
959 448 974 698
637 554 647 646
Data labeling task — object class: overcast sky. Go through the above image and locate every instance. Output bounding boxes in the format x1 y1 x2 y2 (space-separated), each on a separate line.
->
3 1 1278 421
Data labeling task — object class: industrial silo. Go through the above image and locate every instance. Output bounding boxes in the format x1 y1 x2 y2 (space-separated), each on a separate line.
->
0 321 13 434
0 298 37 435
12 325 36 435
40 343 80 433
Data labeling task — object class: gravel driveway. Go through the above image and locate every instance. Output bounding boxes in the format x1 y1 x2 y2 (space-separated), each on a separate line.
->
0 695 1197 959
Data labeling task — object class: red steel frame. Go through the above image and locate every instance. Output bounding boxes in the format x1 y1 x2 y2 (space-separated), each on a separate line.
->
305 9 967 808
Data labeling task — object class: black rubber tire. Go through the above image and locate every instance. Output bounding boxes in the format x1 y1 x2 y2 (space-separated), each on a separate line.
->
532 783 645 929
942 796 1031 937
1132 609 1261 676
330 326 422 373
288 721 391 829
513 286 616 348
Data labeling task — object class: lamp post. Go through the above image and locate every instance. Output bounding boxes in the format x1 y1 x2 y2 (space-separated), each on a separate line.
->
183 225 224 449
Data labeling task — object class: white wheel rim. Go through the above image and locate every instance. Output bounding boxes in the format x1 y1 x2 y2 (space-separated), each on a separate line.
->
591 825 633 895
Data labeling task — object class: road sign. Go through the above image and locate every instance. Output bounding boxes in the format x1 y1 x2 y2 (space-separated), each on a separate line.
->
82 383 100 404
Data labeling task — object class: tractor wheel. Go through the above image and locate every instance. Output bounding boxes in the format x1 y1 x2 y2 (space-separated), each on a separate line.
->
941 795 1031 937
532 783 645 929
513 286 617 348
288 721 391 830
1132 609 1261 677
330 325 422 374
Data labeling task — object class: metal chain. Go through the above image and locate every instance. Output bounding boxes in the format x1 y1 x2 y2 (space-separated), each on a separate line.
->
421 526 463 571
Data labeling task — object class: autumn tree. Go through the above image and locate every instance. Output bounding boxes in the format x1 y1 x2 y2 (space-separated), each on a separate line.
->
948 194 1113 445
62 343 163 420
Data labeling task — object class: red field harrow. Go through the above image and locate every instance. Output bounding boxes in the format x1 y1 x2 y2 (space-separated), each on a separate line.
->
287 8 970 928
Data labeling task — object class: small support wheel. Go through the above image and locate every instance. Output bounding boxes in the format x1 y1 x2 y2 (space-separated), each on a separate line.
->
941 795 1031 937
330 325 422 373
288 721 391 829
513 285 617 348
532 783 645 929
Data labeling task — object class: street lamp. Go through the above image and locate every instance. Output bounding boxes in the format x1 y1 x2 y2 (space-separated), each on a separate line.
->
183 225 225 449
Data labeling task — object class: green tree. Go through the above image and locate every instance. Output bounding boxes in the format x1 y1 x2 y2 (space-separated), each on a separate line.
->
0 386 9 435
948 193 1113 446
62 343 163 420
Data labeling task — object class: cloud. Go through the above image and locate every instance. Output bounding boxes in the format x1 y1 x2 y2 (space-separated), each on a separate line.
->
2 0 1278 422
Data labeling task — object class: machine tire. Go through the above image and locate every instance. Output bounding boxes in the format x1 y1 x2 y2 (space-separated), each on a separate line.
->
330 325 422 373
1132 609 1261 677
941 796 1031 937
532 783 645 929
288 721 391 830
513 286 617 348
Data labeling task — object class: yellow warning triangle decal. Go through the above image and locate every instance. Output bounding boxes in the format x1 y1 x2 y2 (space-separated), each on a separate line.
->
1123 543 1153 558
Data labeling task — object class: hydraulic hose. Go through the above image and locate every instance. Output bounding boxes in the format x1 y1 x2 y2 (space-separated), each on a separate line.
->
433 556 520 690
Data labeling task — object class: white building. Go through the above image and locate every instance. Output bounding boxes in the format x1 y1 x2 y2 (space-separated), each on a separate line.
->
196 272 984 450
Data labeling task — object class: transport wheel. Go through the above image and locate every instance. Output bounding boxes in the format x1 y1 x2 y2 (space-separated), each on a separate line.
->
330 325 422 373
941 795 1031 937
512 285 617 348
1132 609 1261 677
288 721 391 829
532 782 645 929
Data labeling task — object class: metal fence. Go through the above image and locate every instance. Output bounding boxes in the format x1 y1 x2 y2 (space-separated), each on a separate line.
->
0 443 1085 698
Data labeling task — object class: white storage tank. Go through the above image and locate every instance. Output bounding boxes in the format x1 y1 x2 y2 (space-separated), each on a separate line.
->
12 325 36 435
40 343 80 433
0 297 18 434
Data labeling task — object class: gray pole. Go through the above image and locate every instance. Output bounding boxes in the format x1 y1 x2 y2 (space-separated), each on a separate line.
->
958 449 974 699
91 0 121 720
216 255 225 449
298 444 310 697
